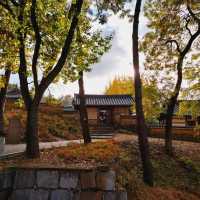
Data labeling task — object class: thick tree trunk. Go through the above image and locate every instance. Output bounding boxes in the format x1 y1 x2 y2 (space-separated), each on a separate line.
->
132 0 153 186
78 71 91 144
17 0 84 158
0 69 11 138
25 104 40 158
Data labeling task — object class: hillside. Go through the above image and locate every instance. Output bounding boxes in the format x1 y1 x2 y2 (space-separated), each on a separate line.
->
5 103 82 143
0 136 199 200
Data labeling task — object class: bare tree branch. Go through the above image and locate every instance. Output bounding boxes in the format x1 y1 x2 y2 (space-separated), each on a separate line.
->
182 24 200 56
184 16 192 36
30 0 40 91
38 0 84 101
18 0 32 108
187 1 200 23
166 39 181 53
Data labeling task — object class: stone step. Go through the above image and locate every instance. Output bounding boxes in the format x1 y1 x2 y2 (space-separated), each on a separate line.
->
91 131 114 134
90 126 114 130
91 133 113 136
90 128 114 132
90 132 114 139
91 135 113 139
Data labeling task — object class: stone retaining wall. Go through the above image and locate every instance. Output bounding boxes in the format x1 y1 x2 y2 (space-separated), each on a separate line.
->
0 167 127 200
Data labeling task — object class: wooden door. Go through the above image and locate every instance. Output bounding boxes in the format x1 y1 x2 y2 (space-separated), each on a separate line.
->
98 108 112 126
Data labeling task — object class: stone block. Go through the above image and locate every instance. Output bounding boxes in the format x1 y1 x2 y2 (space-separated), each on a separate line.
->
50 190 73 200
80 171 96 189
37 170 59 189
103 192 116 200
96 170 115 191
60 172 79 189
116 191 127 200
10 189 49 200
0 171 13 190
103 191 127 200
79 191 102 200
14 170 35 189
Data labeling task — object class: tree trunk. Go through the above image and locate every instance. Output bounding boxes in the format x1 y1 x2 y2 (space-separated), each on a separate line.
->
25 104 40 158
164 14 200 155
132 0 153 186
16 0 84 159
0 103 5 138
165 58 183 156
78 71 91 144
0 69 11 138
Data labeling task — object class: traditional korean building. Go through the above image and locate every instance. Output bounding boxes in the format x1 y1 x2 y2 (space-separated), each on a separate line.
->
73 94 135 128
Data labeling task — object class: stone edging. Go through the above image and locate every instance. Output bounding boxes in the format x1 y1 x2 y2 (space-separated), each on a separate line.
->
0 167 127 200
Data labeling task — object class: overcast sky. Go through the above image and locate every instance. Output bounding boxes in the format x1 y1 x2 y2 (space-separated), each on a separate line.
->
10 3 149 98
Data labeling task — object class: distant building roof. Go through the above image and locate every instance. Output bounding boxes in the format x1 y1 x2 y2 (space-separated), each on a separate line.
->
73 94 134 107
6 88 21 99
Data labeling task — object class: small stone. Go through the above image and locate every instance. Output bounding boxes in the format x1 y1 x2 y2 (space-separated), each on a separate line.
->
51 190 73 200
80 171 96 189
96 170 116 191
37 170 59 189
79 191 102 200
60 172 79 189
14 170 35 189
10 189 49 200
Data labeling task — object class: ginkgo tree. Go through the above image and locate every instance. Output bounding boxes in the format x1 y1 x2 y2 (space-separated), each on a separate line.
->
105 76 163 121
141 0 200 155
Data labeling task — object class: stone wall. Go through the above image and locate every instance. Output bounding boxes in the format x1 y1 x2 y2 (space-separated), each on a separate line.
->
0 167 127 200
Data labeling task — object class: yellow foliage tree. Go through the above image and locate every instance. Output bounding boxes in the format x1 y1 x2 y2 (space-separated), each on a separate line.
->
105 76 163 121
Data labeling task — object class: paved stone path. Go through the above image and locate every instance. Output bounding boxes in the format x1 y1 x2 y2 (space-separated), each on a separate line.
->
0 140 83 158
0 139 107 158
113 133 200 158
1 133 199 158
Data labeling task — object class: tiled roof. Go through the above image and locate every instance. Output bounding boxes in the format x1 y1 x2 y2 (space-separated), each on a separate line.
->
73 94 134 106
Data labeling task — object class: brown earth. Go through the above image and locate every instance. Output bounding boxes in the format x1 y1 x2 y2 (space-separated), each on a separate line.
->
0 136 199 200
4 103 82 142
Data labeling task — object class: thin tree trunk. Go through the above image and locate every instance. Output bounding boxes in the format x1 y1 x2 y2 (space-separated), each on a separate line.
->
0 69 11 138
78 71 91 144
25 104 40 158
132 0 153 186
164 8 200 155
165 58 183 155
